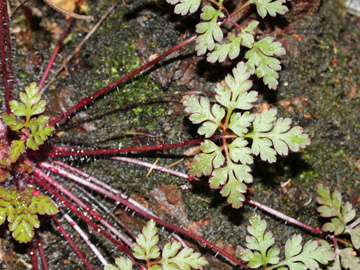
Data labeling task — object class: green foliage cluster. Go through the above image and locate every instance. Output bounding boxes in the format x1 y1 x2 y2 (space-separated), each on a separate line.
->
166 0 288 89
1 82 54 163
240 184 360 269
240 213 334 270
105 219 208 270
316 183 360 269
0 187 58 243
183 62 310 208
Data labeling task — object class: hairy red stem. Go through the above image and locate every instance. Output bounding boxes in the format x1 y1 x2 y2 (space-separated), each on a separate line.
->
51 215 95 270
110 156 197 181
48 35 197 126
37 162 247 267
246 199 324 234
38 18 73 91
29 242 39 270
0 0 13 114
32 171 133 257
35 164 134 247
39 138 205 157
35 230 48 270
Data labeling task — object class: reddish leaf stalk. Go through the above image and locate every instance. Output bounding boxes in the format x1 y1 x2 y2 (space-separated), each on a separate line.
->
246 199 324 235
34 164 134 247
48 35 197 127
110 156 197 181
37 18 73 91
35 230 49 270
42 138 205 157
61 210 108 267
0 0 13 114
74 184 137 240
52 215 95 270
48 160 157 217
36 162 247 268
29 242 39 270
32 172 133 257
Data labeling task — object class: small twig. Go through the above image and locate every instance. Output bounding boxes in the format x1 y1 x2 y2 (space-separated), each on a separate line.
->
42 0 94 21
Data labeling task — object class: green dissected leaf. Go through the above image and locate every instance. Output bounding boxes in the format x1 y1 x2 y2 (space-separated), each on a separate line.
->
214 163 252 208
215 62 257 111
271 235 334 269
9 140 25 163
250 108 310 163
105 257 133 270
347 226 360 250
9 213 39 243
207 21 259 63
316 183 356 235
339 248 360 270
183 95 224 138
107 221 207 270
29 194 59 215
190 140 224 176
133 219 160 261
228 138 253 164
0 188 56 243
240 213 280 268
166 0 201 15
160 241 208 269
1 113 25 131
251 0 288 18
228 112 255 137
10 82 45 123
26 117 54 150
195 6 224 55
245 37 286 90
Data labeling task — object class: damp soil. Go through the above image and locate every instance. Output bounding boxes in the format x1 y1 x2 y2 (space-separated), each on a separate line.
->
2 0 360 269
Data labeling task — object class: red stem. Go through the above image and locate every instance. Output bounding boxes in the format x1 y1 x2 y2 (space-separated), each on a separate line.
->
0 0 13 114
245 199 324 235
29 242 39 270
110 156 198 181
33 169 133 257
35 230 49 270
39 138 205 157
48 35 197 127
36 162 247 267
34 165 133 247
38 18 73 91
51 215 95 270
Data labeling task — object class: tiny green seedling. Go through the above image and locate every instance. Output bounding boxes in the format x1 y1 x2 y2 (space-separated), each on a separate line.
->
1 82 54 163
105 219 208 270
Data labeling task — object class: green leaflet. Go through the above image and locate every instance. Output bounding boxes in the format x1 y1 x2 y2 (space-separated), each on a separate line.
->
241 214 333 269
166 0 201 16
133 219 160 261
195 6 224 55
0 187 58 243
249 108 310 163
207 21 259 63
105 257 133 270
106 220 208 270
1 82 54 162
316 183 357 235
184 62 310 208
245 37 286 90
250 0 288 18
